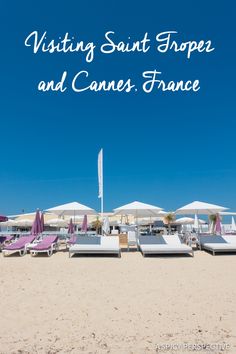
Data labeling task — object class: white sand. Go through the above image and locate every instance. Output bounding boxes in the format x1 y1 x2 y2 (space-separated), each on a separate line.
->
0 250 236 353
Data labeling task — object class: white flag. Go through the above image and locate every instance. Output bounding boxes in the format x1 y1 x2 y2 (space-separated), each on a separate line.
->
98 149 103 198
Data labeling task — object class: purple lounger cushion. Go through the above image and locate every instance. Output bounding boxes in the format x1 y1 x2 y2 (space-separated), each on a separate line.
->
0 236 7 244
30 235 58 251
0 235 14 244
4 235 36 250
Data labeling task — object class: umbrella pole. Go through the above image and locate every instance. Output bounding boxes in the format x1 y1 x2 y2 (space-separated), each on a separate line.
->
197 212 201 250
136 210 139 239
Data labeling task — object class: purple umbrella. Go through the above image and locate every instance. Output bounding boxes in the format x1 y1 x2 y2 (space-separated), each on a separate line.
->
31 210 42 235
81 215 88 233
68 218 75 234
215 213 222 234
0 215 8 222
40 213 44 233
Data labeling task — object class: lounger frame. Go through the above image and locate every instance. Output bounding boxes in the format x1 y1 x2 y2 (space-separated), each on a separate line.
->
138 235 194 257
69 236 121 258
69 248 121 258
199 235 236 256
139 246 194 257
200 244 236 256
30 242 59 257
2 244 29 257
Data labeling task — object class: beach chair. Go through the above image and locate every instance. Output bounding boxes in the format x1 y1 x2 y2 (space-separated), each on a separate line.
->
138 234 194 257
69 236 121 258
2 235 36 256
127 231 137 251
30 235 59 257
199 235 236 255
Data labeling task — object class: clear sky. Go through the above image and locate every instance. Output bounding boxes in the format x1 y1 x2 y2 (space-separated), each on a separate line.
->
1 0 235 215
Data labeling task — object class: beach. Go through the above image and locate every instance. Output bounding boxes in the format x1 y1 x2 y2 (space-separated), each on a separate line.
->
0 250 236 354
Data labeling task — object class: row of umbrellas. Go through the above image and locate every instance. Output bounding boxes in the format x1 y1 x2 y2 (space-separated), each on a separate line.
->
1 200 236 234
30 209 88 235
31 211 88 235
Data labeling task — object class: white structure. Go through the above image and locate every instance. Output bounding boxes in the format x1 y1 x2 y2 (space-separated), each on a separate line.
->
114 201 163 218
45 218 68 227
176 201 228 215
46 201 96 218
176 201 228 234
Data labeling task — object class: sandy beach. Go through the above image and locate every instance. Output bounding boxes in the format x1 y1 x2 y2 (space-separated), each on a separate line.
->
0 250 236 354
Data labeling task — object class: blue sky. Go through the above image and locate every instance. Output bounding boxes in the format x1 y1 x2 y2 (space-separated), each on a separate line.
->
0 0 235 215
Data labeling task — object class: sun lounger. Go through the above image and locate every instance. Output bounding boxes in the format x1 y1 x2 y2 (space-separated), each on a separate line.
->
199 235 236 255
2 235 36 256
69 236 121 258
138 234 194 257
30 235 59 257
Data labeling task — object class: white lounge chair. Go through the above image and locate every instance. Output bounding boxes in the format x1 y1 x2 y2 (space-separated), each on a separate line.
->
69 236 121 258
199 235 236 255
138 234 194 257
127 231 137 251
222 235 236 244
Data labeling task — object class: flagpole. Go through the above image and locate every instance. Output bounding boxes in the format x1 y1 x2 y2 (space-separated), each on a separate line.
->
101 151 104 219
98 148 104 234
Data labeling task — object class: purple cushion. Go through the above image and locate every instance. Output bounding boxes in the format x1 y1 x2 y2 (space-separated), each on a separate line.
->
30 235 58 251
4 236 35 250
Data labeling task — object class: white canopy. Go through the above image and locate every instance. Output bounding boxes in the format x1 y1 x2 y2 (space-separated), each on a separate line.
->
15 218 33 227
220 212 236 216
156 210 168 216
45 218 68 227
0 219 16 227
114 201 163 218
64 215 84 225
176 201 227 215
46 201 96 216
175 217 205 225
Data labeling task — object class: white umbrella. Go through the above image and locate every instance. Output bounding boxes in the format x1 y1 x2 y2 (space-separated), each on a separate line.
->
64 215 84 224
156 211 168 217
219 212 236 216
102 216 110 235
15 218 33 227
46 201 96 219
114 201 163 218
114 201 163 236
231 217 236 231
176 201 228 215
0 219 16 227
176 201 228 243
45 218 68 227
175 217 205 225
